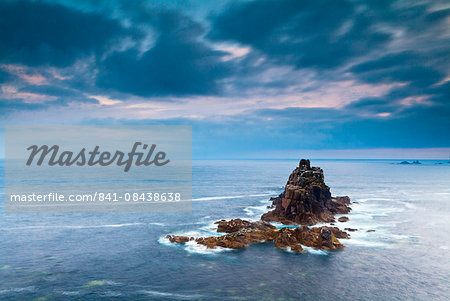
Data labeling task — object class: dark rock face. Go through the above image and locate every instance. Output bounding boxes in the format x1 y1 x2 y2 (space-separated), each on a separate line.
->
262 159 351 225
167 220 347 252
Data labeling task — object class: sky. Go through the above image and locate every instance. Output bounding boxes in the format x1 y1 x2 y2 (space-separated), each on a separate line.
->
0 0 449 159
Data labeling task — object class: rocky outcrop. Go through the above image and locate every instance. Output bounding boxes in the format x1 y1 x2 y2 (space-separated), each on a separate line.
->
167 235 193 243
166 159 353 253
261 159 351 225
167 220 347 252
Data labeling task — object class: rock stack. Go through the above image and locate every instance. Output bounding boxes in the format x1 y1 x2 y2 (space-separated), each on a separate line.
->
262 159 351 225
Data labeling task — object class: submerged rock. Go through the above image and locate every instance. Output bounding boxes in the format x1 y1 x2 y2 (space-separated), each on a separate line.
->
167 220 347 252
262 159 351 225
344 228 358 232
338 216 349 222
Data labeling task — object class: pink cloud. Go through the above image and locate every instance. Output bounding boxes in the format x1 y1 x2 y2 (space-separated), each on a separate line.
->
0 64 47 84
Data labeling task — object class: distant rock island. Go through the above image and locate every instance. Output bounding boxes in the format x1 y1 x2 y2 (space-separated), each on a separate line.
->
398 160 421 165
167 159 353 252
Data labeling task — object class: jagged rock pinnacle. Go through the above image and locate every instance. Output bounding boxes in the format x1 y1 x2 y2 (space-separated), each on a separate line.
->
262 159 351 225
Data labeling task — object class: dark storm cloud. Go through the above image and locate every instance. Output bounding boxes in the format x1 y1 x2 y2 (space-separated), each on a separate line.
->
96 9 230 96
0 0 128 67
350 52 445 89
347 49 449 115
0 0 231 99
208 0 448 124
209 0 391 69
209 0 449 97
0 70 14 84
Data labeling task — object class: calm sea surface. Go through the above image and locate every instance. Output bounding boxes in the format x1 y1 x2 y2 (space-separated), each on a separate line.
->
1 159 449 300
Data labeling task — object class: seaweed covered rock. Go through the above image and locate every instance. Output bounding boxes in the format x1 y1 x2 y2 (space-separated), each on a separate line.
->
262 159 351 225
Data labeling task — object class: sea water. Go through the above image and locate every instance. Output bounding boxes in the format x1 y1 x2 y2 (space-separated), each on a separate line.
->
0 159 449 300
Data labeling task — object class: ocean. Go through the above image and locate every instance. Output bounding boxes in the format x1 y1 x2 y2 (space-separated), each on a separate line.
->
1 159 449 300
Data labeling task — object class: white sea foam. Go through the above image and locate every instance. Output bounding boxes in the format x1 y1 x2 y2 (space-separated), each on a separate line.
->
343 238 390 248
302 246 328 255
192 193 273 202
283 245 327 255
184 240 231 255
158 236 172 247
316 197 416 249
140 289 203 299
158 234 231 255
355 204 404 217
243 204 268 217
148 222 166 226
0 286 35 294
434 192 450 196
198 222 222 235
353 198 394 203
100 291 123 297
5 222 151 230
270 222 298 229
184 230 209 237
61 291 80 296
